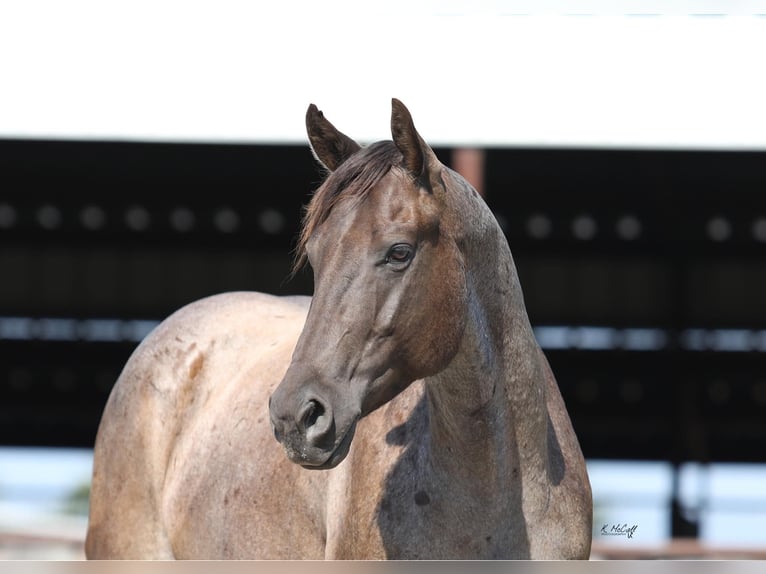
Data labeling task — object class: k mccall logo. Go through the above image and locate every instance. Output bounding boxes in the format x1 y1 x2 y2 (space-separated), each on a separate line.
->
600 523 638 539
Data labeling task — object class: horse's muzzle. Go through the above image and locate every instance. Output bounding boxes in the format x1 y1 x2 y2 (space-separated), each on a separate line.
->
269 380 359 469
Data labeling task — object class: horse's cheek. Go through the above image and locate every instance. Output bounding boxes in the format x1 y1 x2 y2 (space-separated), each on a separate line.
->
408 252 467 377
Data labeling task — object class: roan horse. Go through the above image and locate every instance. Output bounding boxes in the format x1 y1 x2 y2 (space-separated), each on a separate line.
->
85 99 592 559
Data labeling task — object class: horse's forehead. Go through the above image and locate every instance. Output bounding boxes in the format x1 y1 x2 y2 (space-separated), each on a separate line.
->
316 171 428 243
366 172 425 226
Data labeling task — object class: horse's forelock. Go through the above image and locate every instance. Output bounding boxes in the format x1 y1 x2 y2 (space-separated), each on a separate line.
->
292 141 403 273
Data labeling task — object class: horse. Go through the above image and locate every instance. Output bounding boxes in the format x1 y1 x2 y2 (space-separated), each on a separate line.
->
85 99 592 559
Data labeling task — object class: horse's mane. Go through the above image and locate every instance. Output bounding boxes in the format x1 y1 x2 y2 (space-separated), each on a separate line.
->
293 140 403 273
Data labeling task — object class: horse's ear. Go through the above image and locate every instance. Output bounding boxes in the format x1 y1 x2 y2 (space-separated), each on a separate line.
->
306 104 361 172
390 98 430 180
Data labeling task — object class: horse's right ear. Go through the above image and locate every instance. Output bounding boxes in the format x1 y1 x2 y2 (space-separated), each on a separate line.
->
306 104 361 172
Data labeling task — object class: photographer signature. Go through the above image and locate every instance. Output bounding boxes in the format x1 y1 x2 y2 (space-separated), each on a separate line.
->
600 523 638 539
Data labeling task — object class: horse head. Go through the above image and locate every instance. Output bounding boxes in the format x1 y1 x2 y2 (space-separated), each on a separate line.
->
269 99 472 469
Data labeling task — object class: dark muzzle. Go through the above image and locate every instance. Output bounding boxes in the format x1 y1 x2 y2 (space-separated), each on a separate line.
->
269 364 358 469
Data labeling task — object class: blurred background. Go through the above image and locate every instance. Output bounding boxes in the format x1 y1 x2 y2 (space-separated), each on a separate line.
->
1 0 765 560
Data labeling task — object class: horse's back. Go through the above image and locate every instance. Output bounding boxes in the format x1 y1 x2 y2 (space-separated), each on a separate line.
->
86 291 319 559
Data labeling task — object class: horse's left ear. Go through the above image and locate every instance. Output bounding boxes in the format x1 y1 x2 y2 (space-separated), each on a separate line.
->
391 98 433 181
306 104 362 172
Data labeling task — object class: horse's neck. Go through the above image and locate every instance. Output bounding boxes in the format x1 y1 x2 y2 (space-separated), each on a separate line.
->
424 225 549 494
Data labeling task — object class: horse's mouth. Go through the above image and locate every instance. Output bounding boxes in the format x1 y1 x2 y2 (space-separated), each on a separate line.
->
301 419 358 471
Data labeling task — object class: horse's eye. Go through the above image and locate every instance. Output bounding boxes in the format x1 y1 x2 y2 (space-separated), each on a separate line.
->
385 244 414 267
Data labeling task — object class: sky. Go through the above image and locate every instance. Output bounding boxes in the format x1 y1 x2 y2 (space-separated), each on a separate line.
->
0 1 765 148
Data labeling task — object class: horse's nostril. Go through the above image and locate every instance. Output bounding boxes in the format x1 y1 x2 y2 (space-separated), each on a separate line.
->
271 418 282 442
301 399 325 430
